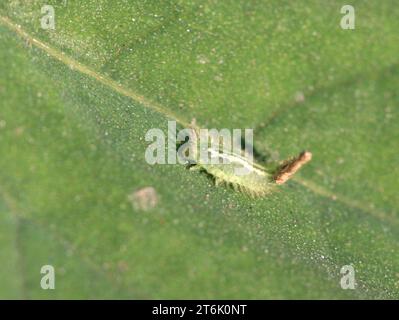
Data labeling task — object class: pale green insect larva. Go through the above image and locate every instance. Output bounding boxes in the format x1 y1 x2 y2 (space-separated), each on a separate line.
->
182 120 312 197
189 148 275 197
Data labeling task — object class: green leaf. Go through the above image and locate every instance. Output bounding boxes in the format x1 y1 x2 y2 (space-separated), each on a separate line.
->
0 1 398 298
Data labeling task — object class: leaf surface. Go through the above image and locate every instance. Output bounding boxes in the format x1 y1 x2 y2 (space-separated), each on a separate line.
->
0 1 398 298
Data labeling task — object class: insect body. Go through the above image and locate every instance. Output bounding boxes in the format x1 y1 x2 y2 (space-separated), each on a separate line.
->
183 119 312 197
190 147 275 197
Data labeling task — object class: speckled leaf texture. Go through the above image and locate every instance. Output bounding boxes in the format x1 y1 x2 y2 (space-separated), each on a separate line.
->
0 1 398 299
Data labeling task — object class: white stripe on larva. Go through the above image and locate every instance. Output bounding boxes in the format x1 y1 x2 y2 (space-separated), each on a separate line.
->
206 148 266 176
